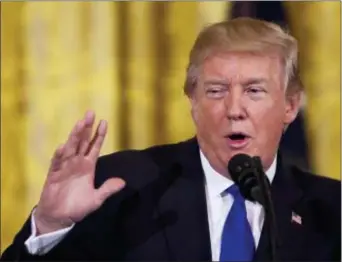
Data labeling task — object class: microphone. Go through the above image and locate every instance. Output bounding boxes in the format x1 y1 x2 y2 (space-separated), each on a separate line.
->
227 153 267 205
228 154 280 261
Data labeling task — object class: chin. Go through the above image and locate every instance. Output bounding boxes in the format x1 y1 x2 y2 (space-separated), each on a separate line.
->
220 148 257 167
224 147 253 158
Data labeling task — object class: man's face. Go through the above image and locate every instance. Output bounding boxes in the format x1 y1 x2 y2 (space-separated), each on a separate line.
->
190 52 301 176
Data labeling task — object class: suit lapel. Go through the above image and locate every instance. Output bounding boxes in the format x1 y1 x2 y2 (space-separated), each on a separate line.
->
157 138 212 261
254 153 304 261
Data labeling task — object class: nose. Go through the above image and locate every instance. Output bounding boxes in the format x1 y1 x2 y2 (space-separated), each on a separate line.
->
224 88 246 121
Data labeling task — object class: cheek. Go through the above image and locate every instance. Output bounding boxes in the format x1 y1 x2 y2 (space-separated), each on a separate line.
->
193 100 226 131
248 98 285 129
254 93 286 117
249 101 286 139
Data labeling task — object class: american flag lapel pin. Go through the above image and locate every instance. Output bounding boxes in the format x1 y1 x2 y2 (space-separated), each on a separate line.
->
291 211 302 225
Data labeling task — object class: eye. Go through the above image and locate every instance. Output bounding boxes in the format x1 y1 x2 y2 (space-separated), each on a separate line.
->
247 86 262 93
208 89 221 94
246 85 266 98
205 85 227 99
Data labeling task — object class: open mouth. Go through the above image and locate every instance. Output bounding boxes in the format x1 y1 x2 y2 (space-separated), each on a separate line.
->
227 133 249 141
226 133 251 148
228 133 248 141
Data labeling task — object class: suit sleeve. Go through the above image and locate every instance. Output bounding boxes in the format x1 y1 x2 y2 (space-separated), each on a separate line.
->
0 197 124 261
0 156 125 261
25 211 74 255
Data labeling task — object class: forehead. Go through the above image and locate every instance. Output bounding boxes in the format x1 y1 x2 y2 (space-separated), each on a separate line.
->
200 52 282 83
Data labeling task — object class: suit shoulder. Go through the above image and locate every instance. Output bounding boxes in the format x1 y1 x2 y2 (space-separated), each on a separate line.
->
93 139 192 186
292 166 340 196
97 139 187 166
291 166 341 212
292 166 341 191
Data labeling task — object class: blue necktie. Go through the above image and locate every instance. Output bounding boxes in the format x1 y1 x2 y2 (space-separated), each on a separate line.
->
219 184 255 261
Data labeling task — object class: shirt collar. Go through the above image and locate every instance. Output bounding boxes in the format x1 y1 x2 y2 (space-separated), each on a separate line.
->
200 150 277 198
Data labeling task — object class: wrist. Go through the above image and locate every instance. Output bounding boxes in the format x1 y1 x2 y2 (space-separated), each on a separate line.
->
34 212 73 235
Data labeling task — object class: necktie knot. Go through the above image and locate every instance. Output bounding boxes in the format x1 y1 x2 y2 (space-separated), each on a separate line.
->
226 184 244 203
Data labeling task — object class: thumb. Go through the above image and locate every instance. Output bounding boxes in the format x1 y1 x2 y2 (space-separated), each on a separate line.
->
95 177 126 207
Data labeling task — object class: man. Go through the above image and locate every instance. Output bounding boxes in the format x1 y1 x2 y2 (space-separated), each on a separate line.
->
1 17 340 261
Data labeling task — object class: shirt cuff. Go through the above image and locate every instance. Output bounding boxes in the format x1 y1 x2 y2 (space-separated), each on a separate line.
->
24 209 75 255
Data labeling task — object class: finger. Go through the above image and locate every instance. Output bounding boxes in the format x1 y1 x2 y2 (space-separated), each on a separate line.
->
87 120 107 160
79 110 95 155
49 144 65 172
94 178 126 207
62 119 85 160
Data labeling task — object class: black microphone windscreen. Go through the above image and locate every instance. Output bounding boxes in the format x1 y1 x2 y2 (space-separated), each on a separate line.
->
227 153 261 203
228 153 254 183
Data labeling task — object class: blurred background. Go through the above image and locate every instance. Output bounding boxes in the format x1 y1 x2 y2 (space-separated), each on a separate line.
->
1 1 340 252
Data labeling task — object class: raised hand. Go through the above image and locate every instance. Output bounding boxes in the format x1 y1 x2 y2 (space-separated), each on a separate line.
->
34 111 126 235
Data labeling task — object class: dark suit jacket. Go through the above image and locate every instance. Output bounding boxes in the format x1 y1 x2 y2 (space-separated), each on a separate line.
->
1 138 341 261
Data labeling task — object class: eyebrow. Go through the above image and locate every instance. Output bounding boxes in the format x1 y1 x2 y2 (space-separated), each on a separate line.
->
241 78 268 85
203 77 269 87
203 79 230 86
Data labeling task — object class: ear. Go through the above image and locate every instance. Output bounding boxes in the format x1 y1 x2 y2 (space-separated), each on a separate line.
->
188 93 198 123
284 91 303 125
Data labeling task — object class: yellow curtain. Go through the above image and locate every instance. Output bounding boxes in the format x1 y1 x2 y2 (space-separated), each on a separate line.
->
1 1 233 251
284 2 341 180
1 1 122 250
125 2 156 149
198 1 232 27
22 1 122 211
163 1 198 143
1 2 28 250
86 2 122 152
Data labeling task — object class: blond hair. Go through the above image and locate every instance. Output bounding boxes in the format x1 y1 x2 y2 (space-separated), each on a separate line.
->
184 17 303 96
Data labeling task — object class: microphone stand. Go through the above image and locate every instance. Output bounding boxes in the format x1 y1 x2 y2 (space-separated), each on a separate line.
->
252 157 281 262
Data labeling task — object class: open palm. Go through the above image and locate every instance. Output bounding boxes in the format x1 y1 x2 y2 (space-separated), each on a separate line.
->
35 111 125 233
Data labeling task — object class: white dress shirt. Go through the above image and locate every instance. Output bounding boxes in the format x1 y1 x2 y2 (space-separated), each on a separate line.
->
25 150 277 260
201 151 276 261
